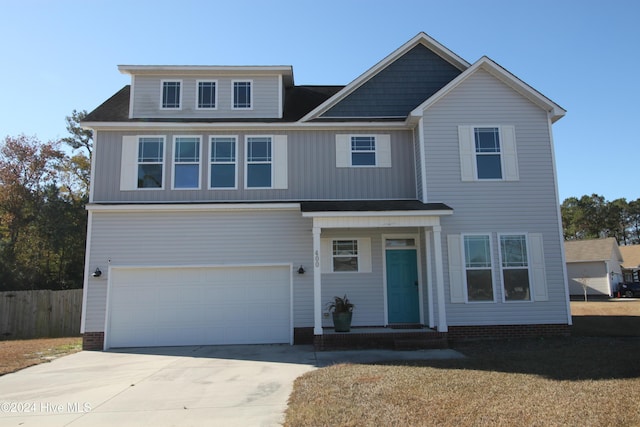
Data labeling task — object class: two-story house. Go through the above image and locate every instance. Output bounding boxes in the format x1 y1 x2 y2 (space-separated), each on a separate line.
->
80 33 570 350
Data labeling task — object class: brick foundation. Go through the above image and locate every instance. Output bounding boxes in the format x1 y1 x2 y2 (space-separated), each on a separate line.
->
82 332 104 350
447 324 571 341
312 328 448 351
308 324 570 351
294 327 314 345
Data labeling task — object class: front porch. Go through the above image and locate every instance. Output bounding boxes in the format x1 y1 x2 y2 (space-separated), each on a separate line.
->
300 200 454 349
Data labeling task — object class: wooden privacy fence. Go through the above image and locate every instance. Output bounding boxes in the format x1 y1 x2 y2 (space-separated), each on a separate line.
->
0 289 83 339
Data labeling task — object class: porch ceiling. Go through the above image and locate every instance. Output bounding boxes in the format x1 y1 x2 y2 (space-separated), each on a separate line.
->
301 200 453 228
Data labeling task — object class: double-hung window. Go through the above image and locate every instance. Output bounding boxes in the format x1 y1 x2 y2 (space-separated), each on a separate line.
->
210 137 237 189
474 127 502 179
351 136 376 166
246 136 271 188
173 137 200 189
463 235 494 302
335 134 391 168
233 81 252 109
161 81 181 109
137 137 164 188
499 234 531 301
458 125 518 181
197 81 217 109
332 240 359 272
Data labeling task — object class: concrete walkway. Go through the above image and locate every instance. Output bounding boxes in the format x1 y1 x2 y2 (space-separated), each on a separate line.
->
0 345 463 427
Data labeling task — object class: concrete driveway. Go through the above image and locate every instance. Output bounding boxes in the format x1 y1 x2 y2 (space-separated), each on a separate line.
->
0 345 463 427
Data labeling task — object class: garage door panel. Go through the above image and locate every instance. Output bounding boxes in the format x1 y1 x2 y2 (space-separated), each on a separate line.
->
107 266 290 348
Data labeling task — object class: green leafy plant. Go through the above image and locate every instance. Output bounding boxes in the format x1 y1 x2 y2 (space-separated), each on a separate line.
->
326 295 354 313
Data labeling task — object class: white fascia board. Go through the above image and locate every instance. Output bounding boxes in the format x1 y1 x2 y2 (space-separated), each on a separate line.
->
79 121 411 131
86 203 300 213
410 56 566 123
301 209 453 218
118 65 294 86
118 65 293 74
300 33 470 122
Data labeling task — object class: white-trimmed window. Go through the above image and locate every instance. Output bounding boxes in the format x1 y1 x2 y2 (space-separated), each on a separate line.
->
210 136 237 189
474 127 502 179
244 135 288 189
335 134 391 168
233 80 252 109
463 234 495 302
246 136 272 188
351 136 376 166
161 80 181 109
137 137 165 188
197 81 217 109
321 238 372 273
333 240 359 272
458 125 518 181
173 136 200 189
499 234 531 302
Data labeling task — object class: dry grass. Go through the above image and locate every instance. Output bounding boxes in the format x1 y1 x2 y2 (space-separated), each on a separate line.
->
285 301 640 427
0 337 82 376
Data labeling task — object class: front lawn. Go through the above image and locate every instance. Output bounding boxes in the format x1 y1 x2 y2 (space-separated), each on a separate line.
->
285 337 639 426
285 301 640 426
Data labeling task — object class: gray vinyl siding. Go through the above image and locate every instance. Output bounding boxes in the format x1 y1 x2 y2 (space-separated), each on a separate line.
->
413 128 424 200
423 69 568 325
83 209 313 332
320 227 426 328
84 211 429 332
131 75 280 119
322 45 461 118
92 129 416 202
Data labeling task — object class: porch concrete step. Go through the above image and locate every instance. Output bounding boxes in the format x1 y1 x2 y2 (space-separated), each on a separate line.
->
393 336 448 350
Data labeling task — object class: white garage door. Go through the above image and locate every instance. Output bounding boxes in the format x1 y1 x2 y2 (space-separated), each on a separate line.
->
106 265 291 348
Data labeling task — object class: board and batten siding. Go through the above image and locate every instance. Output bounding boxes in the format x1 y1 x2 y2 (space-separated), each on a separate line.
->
130 75 281 119
83 209 313 332
92 129 416 202
421 68 568 325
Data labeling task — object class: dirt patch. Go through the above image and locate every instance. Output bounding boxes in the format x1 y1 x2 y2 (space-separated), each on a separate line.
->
571 300 640 316
0 337 82 376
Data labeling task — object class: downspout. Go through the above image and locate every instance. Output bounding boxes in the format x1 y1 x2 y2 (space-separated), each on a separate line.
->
547 112 572 325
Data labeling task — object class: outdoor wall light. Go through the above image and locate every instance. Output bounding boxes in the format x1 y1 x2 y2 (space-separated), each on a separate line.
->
297 265 305 274
92 267 102 278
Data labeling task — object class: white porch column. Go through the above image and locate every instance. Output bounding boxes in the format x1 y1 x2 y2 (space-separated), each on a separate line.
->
432 225 448 332
312 226 323 335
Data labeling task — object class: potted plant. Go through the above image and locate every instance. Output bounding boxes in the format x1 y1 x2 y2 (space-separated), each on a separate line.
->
326 294 354 332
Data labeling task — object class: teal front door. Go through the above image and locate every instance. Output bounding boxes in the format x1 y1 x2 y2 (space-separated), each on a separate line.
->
386 249 420 324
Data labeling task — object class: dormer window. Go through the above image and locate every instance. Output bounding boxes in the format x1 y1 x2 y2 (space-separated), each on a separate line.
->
197 81 217 109
233 80 252 109
161 80 181 109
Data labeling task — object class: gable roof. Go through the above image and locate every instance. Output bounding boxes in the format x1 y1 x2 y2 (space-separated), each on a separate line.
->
564 238 622 263
409 56 566 123
619 245 640 269
300 32 470 122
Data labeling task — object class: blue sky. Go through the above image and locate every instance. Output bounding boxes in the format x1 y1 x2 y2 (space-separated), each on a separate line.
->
2 0 638 202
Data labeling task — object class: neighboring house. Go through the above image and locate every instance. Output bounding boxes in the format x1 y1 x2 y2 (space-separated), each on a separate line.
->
564 238 623 297
619 244 640 283
80 32 570 351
